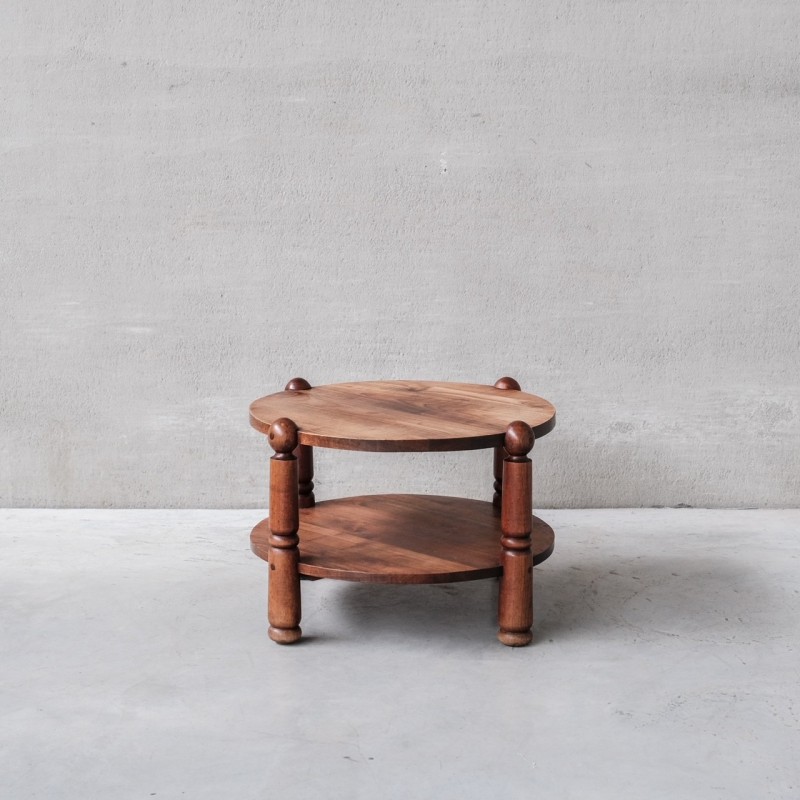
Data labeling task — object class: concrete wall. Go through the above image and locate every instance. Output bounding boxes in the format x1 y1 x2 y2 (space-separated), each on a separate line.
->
2 1 799 509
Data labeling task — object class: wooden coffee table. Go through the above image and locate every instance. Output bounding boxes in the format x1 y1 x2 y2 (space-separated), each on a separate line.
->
249 378 557 646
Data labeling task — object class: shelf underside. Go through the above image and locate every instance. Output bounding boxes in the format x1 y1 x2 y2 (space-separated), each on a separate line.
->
251 494 554 584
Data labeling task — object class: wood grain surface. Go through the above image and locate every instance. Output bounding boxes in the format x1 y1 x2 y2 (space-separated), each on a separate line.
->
250 380 556 452
251 494 555 584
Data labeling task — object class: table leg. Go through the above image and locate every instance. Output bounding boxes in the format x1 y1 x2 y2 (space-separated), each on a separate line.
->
284 377 315 508
267 417 302 644
498 421 534 646
492 377 521 508
492 446 506 509
296 445 315 508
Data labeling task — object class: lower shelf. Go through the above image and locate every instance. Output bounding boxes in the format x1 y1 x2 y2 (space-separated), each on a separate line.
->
250 493 554 585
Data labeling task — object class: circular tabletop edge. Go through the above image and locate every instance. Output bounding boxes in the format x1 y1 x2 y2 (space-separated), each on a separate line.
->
248 380 557 452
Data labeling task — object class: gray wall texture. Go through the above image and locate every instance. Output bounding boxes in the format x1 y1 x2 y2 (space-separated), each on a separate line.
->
2 1 799 509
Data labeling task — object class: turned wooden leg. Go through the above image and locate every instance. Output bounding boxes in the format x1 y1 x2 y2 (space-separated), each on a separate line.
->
498 420 534 646
492 446 506 509
492 377 521 508
284 378 315 508
267 417 302 644
296 445 315 508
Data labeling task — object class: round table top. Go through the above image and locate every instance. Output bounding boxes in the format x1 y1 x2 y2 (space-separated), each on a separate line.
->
249 380 556 452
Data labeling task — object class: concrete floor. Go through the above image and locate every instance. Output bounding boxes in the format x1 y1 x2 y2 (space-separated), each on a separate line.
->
1 509 798 799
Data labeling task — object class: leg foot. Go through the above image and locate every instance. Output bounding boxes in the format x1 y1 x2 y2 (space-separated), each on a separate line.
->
497 629 533 647
269 625 302 644
497 552 533 646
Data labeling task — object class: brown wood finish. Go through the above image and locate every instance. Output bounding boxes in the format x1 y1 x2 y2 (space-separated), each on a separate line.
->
250 377 557 647
296 445 315 508
251 494 554 584
492 377 521 507
492 447 505 508
284 379 316 508
498 421 535 646
266 418 302 644
250 380 555 452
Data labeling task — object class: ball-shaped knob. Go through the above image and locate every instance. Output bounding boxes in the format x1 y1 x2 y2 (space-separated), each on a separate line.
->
494 377 521 391
269 417 299 454
504 420 534 457
285 377 312 391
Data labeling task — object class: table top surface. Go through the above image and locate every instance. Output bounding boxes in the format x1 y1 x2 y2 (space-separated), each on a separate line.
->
250 495 555 583
249 380 556 452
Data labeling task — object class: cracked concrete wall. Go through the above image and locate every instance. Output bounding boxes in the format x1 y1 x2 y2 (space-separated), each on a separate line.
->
2 1 799 508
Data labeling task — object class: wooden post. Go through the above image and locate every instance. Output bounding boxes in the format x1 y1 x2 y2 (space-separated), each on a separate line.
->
492 377 521 508
492 447 505 509
296 446 315 508
498 420 534 646
285 378 315 508
267 417 302 644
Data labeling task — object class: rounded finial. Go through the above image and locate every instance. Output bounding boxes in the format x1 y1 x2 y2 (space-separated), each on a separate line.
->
494 377 521 391
268 417 299 454
504 420 534 457
285 377 312 391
